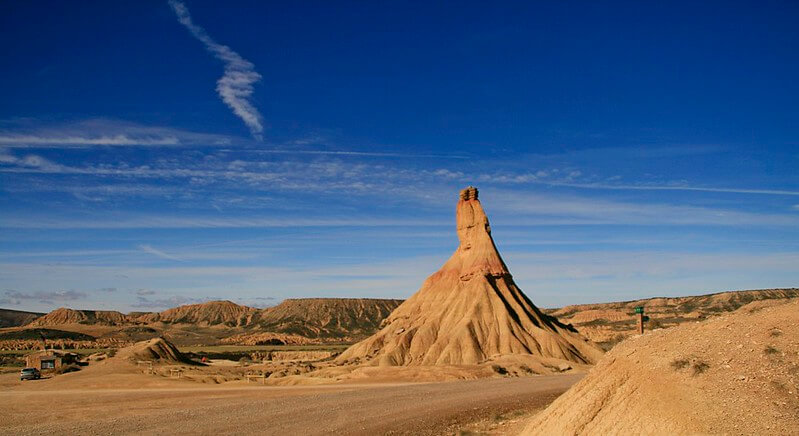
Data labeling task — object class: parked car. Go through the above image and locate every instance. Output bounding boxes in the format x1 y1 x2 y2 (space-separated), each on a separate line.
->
20 367 41 381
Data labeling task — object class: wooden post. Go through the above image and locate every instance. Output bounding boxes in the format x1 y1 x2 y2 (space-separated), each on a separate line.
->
635 306 645 335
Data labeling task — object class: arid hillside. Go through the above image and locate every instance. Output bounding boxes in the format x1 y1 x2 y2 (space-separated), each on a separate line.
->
523 299 799 435
250 298 403 339
134 300 258 327
0 308 43 328
1 298 404 346
546 288 799 348
27 308 129 326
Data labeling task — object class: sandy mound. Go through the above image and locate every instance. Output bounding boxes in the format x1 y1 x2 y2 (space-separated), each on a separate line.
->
338 187 602 366
522 300 799 435
116 337 195 364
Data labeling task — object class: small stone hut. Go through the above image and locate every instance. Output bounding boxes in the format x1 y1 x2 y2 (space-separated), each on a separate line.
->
25 350 79 370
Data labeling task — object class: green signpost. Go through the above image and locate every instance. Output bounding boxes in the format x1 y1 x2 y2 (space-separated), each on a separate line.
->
634 306 645 334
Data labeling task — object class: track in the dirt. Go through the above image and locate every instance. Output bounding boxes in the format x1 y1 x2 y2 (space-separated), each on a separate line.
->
1 374 581 435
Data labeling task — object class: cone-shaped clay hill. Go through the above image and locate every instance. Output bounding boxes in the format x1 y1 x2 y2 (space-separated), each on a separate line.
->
116 337 194 364
338 187 603 366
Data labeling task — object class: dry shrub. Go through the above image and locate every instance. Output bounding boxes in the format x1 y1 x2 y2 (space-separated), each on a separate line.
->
691 361 710 375
491 364 508 375
764 345 779 355
671 358 690 370
671 357 709 375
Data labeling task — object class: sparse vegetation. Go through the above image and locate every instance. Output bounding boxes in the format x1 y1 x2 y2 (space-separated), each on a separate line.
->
671 358 690 370
764 345 779 355
691 360 710 375
671 357 709 375
491 364 508 375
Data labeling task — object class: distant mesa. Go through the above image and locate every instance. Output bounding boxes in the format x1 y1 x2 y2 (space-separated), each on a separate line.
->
28 308 128 327
337 187 604 366
137 300 257 327
250 298 403 340
13 298 403 344
0 308 44 328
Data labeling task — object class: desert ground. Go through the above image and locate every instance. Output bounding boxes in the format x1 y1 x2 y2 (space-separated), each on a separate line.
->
0 371 580 435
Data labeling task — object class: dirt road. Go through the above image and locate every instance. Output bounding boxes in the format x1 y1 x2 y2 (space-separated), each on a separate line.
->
1 374 580 435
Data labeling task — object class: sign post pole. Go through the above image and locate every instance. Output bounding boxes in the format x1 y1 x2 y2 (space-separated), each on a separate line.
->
635 306 645 335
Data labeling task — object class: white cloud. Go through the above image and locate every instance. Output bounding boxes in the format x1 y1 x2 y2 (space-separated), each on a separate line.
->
169 1 264 140
0 119 235 148
0 216 447 229
0 134 178 146
4 289 87 302
138 244 183 261
477 169 799 196
486 190 799 227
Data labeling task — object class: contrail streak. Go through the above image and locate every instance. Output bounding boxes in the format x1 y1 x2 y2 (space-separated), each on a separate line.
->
168 1 264 140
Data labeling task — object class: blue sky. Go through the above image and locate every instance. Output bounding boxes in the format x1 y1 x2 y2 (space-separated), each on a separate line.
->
1 1 798 312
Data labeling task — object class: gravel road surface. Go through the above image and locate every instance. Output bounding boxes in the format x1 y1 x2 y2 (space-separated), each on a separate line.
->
1 374 581 435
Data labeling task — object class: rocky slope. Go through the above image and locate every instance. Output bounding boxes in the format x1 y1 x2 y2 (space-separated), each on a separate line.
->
250 298 403 340
27 308 129 326
136 300 257 327
338 187 602 366
522 299 799 435
0 308 43 327
547 288 799 347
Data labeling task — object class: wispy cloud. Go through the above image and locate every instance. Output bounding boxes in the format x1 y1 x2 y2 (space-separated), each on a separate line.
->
541 181 799 197
138 244 183 261
3 289 87 305
132 294 203 309
135 289 156 296
234 149 470 159
488 190 799 227
0 216 447 229
168 1 264 140
476 171 799 196
0 134 178 146
0 119 234 148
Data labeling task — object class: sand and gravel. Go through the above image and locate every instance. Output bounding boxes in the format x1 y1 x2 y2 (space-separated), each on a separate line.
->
0 371 580 435
522 299 799 435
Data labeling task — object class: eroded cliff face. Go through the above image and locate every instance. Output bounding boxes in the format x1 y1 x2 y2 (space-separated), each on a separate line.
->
337 187 603 366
